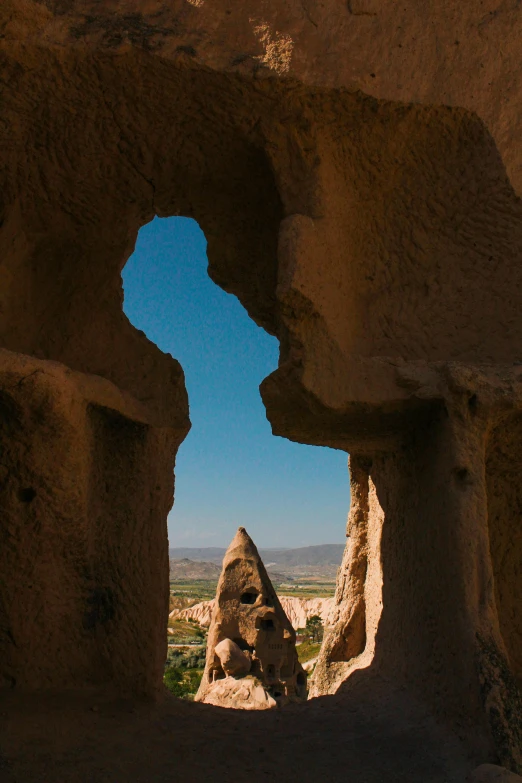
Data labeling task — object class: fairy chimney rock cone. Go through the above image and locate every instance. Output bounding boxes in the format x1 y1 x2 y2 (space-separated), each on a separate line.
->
195 527 307 708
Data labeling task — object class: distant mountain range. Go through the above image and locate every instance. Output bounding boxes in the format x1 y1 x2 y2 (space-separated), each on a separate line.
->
169 558 221 580
169 544 345 567
169 558 291 584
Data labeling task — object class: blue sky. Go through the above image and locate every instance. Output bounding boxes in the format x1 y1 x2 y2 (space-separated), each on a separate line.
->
122 217 349 549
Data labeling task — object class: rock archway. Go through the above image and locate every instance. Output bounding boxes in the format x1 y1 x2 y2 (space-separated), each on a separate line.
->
1 1 522 778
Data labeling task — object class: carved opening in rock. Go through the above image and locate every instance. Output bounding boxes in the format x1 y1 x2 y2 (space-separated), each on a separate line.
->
296 671 308 699
2 39 522 774
17 487 36 503
468 393 478 414
233 638 254 652
121 215 350 701
455 467 470 483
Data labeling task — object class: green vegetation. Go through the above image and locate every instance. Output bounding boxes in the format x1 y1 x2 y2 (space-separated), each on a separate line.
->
167 618 207 645
305 614 324 642
164 645 206 700
166 645 206 670
275 582 335 598
169 578 335 607
297 639 322 663
170 580 218 602
296 615 324 665
164 668 203 699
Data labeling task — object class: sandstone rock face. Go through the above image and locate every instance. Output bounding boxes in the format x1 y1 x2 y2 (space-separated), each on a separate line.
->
1 0 522 775
6 0 522 196
195 529 307 708
280 596 333 630
0 349 179 692
169 601 216 627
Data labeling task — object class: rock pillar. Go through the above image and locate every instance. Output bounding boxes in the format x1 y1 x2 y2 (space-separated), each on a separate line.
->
0 349 182 695
196 527 307 708
312 369 522 771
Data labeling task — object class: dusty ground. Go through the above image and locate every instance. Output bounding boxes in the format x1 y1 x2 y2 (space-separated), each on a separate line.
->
0 676 478 783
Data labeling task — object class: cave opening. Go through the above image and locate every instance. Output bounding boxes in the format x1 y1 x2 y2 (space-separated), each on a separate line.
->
122 215 350 702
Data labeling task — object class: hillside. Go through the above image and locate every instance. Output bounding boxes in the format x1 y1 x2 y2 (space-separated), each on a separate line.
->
169 558 221 580
169 543 345 566
261 544 345 566
169 558 288 584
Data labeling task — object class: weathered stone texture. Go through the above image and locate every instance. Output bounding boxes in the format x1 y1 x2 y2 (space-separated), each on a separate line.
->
196 528 307 709
0 0 521 778
6 1 522 193
0 349 181 693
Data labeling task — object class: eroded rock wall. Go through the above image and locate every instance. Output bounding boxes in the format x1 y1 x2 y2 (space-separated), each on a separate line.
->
0 0 521 773
313 366 522 771
6 0 522 194
0 349 178 693
486 416 522 691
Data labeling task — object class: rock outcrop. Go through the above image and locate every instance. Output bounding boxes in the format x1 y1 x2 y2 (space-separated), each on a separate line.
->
280 597 333 630
170 596 334 630
169 601 216 627
195 528 307 709
200 675 278 711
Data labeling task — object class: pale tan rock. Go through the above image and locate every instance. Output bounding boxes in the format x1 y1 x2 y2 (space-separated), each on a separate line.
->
196 528 307 707
170 596 333 630
201 676 278 711
302 657 318 673
278 597 333 630
214 639 251 678
169 601 215 626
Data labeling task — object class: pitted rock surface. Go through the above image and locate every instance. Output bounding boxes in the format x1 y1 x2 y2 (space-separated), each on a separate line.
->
196 528 307 708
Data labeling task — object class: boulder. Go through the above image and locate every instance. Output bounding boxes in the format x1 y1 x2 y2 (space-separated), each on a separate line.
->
215 639 251 678
202 676 278 711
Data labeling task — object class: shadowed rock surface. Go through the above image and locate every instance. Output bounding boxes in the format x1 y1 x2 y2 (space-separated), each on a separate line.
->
468 765 522 783
0 0 522 779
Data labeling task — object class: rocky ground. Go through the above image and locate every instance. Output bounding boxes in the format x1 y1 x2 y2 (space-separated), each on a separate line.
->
0 676 478 783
